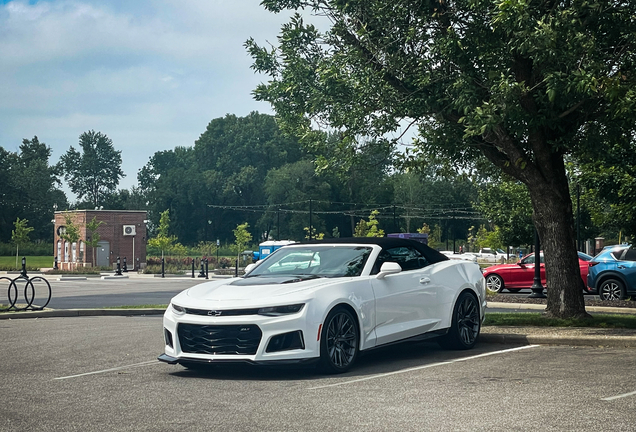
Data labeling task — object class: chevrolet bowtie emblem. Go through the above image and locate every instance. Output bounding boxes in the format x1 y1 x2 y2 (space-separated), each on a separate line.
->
207 310 222 316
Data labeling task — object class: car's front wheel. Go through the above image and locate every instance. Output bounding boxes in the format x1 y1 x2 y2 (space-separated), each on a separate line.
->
319 307 359 374
439 291 481 350
485 274 505 293
599 278 625 301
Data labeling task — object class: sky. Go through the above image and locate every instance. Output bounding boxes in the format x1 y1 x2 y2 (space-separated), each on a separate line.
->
0 0 310 194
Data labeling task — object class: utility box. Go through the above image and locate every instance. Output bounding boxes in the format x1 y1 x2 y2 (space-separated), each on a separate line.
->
257 240 296 260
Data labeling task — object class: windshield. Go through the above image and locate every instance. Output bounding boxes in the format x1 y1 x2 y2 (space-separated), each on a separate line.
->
246 246 373 278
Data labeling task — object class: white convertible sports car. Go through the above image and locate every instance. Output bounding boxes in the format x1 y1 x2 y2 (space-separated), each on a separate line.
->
159 238 486 373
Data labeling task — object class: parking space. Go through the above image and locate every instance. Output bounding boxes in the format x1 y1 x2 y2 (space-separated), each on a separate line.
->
2 316 636 431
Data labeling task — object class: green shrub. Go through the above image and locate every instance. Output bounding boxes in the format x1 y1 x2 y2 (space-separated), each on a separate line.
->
0 242 53 256
142 264 186 275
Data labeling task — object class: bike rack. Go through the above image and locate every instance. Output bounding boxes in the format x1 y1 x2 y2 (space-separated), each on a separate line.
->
0 275 52 312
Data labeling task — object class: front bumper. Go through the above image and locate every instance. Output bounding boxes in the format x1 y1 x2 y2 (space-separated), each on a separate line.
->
161 304 321 365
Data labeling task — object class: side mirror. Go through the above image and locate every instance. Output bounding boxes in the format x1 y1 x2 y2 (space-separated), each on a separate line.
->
376 262 402 279
244 263 256 275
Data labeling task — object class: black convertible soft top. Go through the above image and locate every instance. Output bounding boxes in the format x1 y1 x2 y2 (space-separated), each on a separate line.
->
302 237 449 264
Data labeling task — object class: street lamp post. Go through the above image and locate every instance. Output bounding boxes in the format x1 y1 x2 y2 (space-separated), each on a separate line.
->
528 229 546 298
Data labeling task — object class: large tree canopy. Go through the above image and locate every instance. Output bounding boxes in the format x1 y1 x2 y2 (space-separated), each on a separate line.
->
59 130 124 207
0 137 67 242
247 0 636 318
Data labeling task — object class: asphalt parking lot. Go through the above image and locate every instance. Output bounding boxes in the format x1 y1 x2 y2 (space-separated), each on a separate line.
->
2 315 636 431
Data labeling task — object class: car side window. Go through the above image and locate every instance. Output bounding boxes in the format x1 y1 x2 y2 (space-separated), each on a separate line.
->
383 246 429 272
522 255 535 265
623 249 636 262
522 254 545 264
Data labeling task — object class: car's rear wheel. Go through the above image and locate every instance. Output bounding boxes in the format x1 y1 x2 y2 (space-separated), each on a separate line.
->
507 288 521 293
319 307 359 374
599 279 625 301
485 274 504 293
439 291 480 350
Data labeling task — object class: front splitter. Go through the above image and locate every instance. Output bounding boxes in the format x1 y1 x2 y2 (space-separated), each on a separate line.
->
157 353 319 367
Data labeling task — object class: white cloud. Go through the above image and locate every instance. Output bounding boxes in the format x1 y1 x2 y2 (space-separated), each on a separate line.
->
0 0 315 194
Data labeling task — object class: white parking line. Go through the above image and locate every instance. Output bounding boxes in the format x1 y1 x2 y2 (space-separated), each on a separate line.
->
307 345 540 390
602 390 636 401
54 360 159 380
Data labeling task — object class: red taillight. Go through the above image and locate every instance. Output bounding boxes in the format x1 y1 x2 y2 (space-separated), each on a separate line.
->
589 261 599 267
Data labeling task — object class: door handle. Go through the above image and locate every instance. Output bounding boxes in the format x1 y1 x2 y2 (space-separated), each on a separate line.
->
420 277 431 284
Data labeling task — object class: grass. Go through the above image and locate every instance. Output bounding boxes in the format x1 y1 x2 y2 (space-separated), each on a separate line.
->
103 304 168 309
485 312 636 329
0 256 54 270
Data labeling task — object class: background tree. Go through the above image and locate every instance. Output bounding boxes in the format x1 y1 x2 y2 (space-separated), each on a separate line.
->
475 180 534 248
11 218 34 268
139 113 306 245
0 137 68 243
85 216 104 266
261 160 332 240
147 210 177 259
232 223 253 268
353 210 385 237
303 226 325 240
59 130 124 207
248 1 636 318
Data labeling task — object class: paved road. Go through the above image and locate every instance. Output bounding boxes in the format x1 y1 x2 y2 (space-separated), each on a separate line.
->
1 275 209 309
1 315 635 431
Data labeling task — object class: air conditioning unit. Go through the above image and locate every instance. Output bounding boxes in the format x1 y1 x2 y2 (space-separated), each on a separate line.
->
123 225 136 236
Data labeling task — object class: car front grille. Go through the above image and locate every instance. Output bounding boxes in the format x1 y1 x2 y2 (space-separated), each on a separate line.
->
177 324 262 355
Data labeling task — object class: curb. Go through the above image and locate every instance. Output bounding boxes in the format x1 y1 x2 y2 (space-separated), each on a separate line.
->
487 301 636 315
0 308 166 320
479 333 636 348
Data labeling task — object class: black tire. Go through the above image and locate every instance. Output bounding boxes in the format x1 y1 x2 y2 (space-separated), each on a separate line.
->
439 291 481 350
598 278 625 301
507 288 521 293
485 274 504 293
319 307 359 374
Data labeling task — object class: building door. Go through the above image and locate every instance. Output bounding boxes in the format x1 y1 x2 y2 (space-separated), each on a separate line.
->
97 241 110 268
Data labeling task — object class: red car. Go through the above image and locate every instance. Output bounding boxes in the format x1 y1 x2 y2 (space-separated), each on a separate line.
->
482 251 593 293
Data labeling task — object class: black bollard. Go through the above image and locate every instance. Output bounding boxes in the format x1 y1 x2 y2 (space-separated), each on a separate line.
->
528 229 546 298
198 258 206 278
161 257 165 278
54 256 58 270
21 257 27 278
205 258 209 279
123 257 128 273
115 256 122 276
191 259 195 278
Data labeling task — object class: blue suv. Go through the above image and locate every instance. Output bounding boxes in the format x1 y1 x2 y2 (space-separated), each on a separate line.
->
587 244 636 300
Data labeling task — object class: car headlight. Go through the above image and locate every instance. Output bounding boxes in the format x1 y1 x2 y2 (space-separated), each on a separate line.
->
171 303 186 314
257 304 304 316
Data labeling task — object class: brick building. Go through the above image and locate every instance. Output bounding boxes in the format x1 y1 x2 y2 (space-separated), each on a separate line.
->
53 210 147 270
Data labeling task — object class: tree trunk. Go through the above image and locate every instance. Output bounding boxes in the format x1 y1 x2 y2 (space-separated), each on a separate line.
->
526 168 589 319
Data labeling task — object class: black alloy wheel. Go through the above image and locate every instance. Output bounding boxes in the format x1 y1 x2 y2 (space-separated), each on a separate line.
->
485 274 505 293
439 291 481 350
319 307 359 374
599 278 625 301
